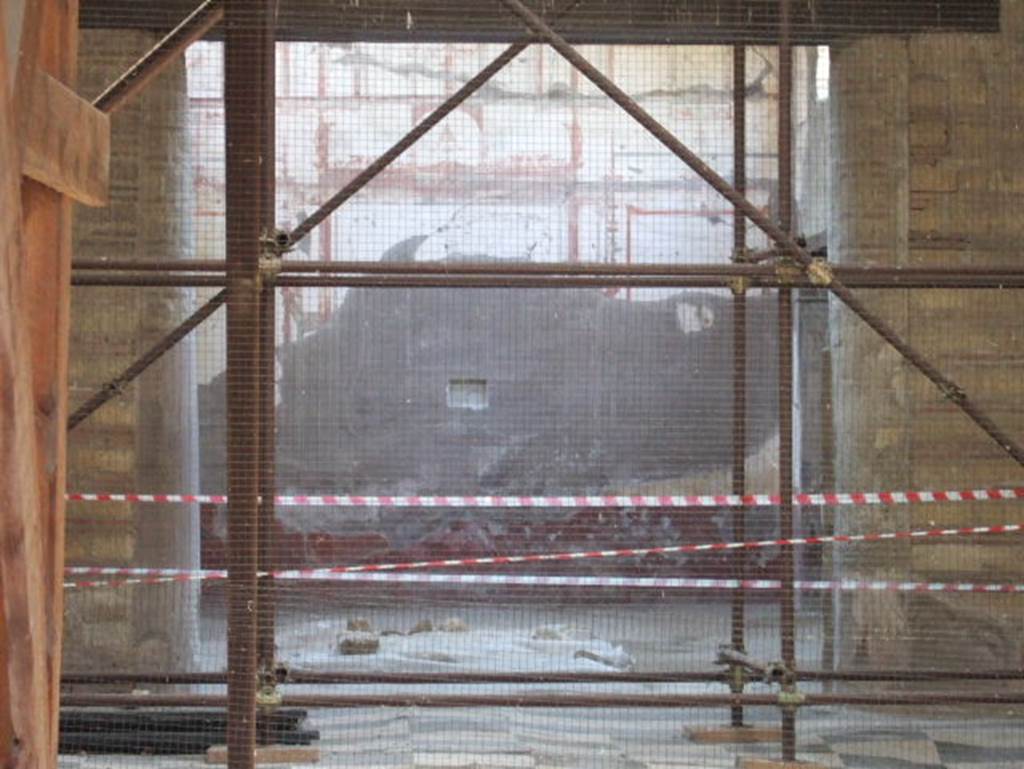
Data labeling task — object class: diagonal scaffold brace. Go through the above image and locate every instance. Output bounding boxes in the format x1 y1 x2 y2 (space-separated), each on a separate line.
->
286 0 583 249
495 0 1024 469
93 0 224 114
67 289 227 430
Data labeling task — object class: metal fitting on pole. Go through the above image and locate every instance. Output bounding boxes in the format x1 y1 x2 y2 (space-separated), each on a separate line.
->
258 229 289 282
774 261 803 285
728 276 750 296
716 646 792 686
256 682 282 708
806 258 834 287
777 689 805 707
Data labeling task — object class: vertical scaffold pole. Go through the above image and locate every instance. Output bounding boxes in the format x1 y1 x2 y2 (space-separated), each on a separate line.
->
729 40 749 731
224 0 273 765
777 0 798 761
256 0 278 719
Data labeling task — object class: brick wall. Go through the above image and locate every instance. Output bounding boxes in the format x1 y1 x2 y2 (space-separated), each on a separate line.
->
64 30 200 675
829 4 1024 671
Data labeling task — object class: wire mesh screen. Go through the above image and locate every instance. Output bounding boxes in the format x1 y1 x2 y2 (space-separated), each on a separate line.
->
62 0 1024 767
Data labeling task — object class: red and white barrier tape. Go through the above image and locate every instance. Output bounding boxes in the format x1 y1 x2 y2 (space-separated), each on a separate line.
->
65 521 1022 590
65 486 1024 509
64 571 1024 594
64 522 1023 581
66 572 226 589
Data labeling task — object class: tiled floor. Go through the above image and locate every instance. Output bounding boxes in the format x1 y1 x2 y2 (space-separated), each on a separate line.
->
56 707 1024 769
301 707 1024 769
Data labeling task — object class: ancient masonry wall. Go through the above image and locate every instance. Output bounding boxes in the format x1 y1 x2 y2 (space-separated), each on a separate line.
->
64 30 200 674
829 3 1024 670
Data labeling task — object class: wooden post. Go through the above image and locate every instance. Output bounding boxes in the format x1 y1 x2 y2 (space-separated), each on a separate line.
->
2 1 93 767
2 0 111 764
21 0 80 756
0 9 50 767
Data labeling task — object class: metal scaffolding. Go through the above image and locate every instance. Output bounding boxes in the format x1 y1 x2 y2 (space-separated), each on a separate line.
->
65 1 1024 768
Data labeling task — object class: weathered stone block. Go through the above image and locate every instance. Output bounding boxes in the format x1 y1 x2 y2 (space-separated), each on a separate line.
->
908 74 949 111
410 618 434 634
910 160 958 192
909 118 950 151
337 631 380 655
347 617 373 632
439 616 469 632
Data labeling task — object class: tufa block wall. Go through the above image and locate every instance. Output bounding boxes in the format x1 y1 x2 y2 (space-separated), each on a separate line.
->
64 29 201 675
829 3 1024 672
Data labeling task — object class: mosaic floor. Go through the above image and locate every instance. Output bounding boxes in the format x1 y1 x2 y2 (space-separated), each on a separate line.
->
56 704 1024 769
305 707 1024 769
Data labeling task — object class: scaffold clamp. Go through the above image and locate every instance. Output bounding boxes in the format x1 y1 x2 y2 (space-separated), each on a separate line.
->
262 228 293 257
731 247 752 264
777 690 806 707
728 276 750 296
256 682 282 708
774 260 803 285
716 645 790 685
806 258 834 287
940 381 967 404
729 662 746 693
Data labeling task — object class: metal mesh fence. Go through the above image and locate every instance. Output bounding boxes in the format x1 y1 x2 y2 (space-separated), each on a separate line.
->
62 1 1023 767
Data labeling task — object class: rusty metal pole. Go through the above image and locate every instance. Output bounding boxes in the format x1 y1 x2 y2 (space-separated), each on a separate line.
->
224 0 271 767
819 345 837 691
728 42 748 731
255 0 278 722
254 265 278 717
70 259 1024 283
289 0 582 248
92 0 224 114
495 0 1024 468
777 0 798 761
69 268 1024 290
59 690 1024 709
60 666 1024 687
67 290 226 430
778 295 797 759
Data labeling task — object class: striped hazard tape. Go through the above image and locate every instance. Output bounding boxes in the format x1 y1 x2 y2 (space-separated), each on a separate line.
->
65 486 1024 509
64 572 1024 594
64 521 1023 590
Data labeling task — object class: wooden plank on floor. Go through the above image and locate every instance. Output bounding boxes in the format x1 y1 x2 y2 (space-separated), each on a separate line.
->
738 759 830 769
206 746 322 765
687 726 783 744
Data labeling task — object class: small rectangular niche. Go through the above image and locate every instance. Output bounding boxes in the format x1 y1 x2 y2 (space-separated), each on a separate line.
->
447 378 488 411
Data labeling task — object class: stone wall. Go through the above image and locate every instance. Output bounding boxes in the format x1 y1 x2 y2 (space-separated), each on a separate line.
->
829 4 1024 670
64 30 200 674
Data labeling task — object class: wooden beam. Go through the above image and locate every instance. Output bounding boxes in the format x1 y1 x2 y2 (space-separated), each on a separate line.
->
8 0 41 104
22 67 109 206
20 1 81 767
2 0 27 90
0 10 52 769
93 0 223 114
2 2 83 767
0 7 19 761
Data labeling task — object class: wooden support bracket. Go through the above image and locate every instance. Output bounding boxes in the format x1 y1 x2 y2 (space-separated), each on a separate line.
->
21 68 109 206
